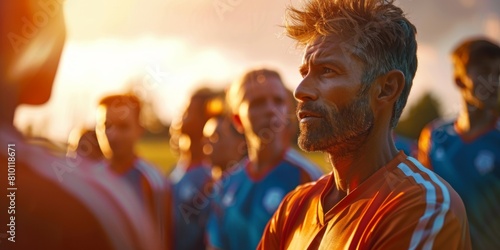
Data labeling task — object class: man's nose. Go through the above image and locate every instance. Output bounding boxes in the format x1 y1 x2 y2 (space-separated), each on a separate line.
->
294 76 319 102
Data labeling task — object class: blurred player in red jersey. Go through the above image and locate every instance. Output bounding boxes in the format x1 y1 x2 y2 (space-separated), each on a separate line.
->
418 38 500 249
0 1 162 249
259 0 471 249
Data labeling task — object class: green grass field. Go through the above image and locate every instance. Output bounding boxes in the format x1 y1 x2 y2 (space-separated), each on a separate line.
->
136 138 332 175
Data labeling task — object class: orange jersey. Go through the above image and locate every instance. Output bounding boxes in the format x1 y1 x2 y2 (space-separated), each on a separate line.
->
259 152 471 249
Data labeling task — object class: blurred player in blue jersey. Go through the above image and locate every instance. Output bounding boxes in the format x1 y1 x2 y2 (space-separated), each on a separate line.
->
0 1 162 249
393 132 417 157
169 88 221 250
418 38 500 249
95 94 173 249
202 96 247 181
206 68 323 250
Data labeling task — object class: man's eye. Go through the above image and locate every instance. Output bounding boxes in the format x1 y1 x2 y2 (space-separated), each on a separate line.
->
323 67 335 74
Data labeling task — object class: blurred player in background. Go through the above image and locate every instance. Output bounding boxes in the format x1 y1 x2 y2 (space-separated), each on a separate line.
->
169 87 221 250
393 132 417 157
206 68 323 250
202 94 247 181
95 94 172 249
0 1 162 249
259 0 470 249
419 38 500 249
66 128 104 169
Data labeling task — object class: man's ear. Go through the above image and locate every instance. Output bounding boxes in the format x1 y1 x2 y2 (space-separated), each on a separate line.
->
374 70 405 105
232 114 245 134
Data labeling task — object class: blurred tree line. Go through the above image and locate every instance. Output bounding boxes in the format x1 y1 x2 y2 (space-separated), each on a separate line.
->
395 92 442 140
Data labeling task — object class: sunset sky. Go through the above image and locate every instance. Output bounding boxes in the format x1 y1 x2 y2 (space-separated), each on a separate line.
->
14 0 500 142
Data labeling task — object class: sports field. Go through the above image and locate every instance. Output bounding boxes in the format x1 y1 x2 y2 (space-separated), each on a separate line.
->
136 138 332 175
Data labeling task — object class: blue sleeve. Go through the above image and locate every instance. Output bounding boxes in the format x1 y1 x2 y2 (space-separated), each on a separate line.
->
206 208 223 249
206 185 226 249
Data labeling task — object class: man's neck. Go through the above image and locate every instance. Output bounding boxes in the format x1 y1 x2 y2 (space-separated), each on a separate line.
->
109 155 136 174
247 137 287 175
321 128 398 213
327 126 398 195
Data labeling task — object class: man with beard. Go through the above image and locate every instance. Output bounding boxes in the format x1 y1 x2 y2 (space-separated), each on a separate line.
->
418 38 500 249
206 68 322 250
258 0 471 249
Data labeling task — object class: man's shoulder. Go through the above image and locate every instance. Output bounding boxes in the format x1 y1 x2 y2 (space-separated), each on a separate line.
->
135 158 162 172
135 158 168 189
391 157 467 216
425 118 455 133
366 157 470 250
170 163 214 187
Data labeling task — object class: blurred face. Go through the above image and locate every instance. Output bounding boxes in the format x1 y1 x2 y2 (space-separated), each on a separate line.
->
463 58 500 112
295 35 374 152
236 76 289 144
76 131 103 161
95 105 142 160
1 0 66 105
74 131 103 161
203 117 246 170
179 97 208 140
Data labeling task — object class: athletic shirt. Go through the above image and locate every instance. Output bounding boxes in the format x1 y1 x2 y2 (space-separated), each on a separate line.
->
207 149 323 250
96 158 172 249
419 119 500 249
0 125 162 250
259 151 471 250
170 163 213 250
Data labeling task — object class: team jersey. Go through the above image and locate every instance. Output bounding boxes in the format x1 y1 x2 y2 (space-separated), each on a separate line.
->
206 149 323 250
418 119 500 249
96 158 172 249
259 151 471 250
0 125 162 250
170 163 213 250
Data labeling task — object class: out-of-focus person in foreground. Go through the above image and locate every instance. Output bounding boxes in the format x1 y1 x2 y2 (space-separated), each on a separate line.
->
0 1 162 249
